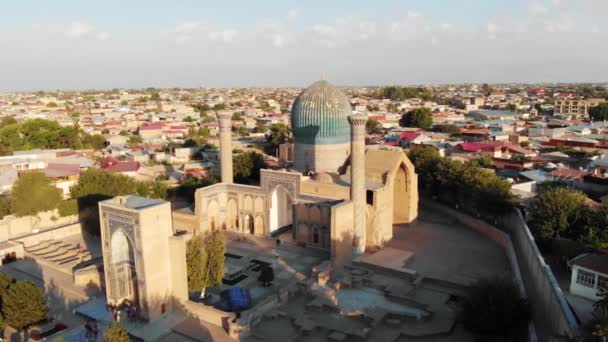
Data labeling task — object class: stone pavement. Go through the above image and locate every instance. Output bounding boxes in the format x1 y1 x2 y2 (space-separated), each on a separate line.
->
387 207 511 286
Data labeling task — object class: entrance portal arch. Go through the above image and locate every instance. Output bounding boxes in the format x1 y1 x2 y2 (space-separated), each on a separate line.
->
269 185 293 233
110 230 138 304
393 164 409 224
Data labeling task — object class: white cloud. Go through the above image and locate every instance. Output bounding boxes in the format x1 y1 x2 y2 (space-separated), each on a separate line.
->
174 21 201 34
487 22 498 40
209 29 238 43
65 22 94 38
287 9 297 20
96 32 110 41
312 24 337 37
528 2 549 16
273 34 284 48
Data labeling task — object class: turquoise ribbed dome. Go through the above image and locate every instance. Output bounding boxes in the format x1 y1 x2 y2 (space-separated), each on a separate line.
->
291 80 351 145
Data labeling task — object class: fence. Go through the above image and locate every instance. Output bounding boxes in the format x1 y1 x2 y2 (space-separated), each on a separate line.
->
501 210 579 340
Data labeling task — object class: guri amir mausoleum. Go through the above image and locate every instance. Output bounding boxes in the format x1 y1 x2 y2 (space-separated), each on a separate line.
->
195 79 418 261
98 79 418 328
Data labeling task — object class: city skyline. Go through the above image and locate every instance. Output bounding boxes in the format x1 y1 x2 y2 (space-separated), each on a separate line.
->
2 0 608 91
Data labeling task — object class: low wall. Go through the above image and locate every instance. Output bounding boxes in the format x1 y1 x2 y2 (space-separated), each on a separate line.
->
13 222 82 247
0 210 78 242
501 210 579 340
73 264 103 288
180 300 235 329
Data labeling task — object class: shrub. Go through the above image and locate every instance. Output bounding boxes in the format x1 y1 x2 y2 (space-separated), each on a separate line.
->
460 277 530 339
57 199 78 217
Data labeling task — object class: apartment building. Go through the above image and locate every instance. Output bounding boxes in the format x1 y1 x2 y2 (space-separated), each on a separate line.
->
554 98 603 118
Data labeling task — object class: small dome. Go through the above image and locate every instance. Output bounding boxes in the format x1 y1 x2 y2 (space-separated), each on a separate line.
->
312 172 335 183
291 80 351 145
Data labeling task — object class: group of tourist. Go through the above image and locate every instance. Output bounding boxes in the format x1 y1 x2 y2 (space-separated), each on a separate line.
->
107 300 138 323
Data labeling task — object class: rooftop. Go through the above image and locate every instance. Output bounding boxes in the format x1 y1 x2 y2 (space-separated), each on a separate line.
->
104 195 166 210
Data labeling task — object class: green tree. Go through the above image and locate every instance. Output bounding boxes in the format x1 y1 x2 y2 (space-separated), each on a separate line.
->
11 172 61 217
149 92 161 101
528 186 593 242
0 117 17 128
460 277 530 339
104 322 129 342
590 103 608 122
407 146 513 216
0 273 14 296
186 235 208 293
57 199 78 217
366 119 383 134
432 124 461 135
253 126 268 133
233 151 265 184
128 134 143 145
238 126 249 136
0 196 11 220
505 103 518 112
201 232 225 297
83 134 106 149
266 123 290 151
481 83 493 95
399 107 433 129
120 100 128 106
177 177 218 202
232 112 242 121
2 281 48 331
183 116 195 123
46 102 58 108
212 103 226 111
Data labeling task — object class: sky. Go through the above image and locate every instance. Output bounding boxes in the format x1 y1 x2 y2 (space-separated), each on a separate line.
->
1 0 607 91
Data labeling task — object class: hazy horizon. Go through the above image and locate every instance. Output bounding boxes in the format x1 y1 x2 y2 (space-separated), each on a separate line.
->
2 0 608 92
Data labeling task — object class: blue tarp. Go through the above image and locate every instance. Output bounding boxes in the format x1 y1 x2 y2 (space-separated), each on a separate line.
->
221 287 252 311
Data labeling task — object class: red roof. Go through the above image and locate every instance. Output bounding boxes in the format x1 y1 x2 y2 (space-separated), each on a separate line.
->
573 253 608 274
550 168 589 180
101 157 120 168
139 123 164 130
384 141 400 146
399 132 422 141
461 128 490 135
105 161 141 173
460 142 498 152
44 163 80 178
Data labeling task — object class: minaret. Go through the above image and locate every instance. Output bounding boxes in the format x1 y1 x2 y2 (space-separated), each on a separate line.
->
348 113 368 256
217 110 233 184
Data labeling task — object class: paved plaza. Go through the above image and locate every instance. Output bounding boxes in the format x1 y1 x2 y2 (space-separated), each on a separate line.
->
386 207 511 286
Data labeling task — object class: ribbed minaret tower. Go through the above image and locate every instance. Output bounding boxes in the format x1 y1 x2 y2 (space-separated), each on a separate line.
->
348 113 368 256
217 110 233 184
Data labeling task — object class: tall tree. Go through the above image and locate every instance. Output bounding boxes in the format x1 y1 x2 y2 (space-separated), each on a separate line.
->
104 322 129 342
266 123 290 152
399 107 433 129
590 103 608 122
186 235 208 295
200 232 225 298
2 281 48 331
528 186 593 242
0 273 13 296
233 151 265 184
11 172 61 217
366 119 383 134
